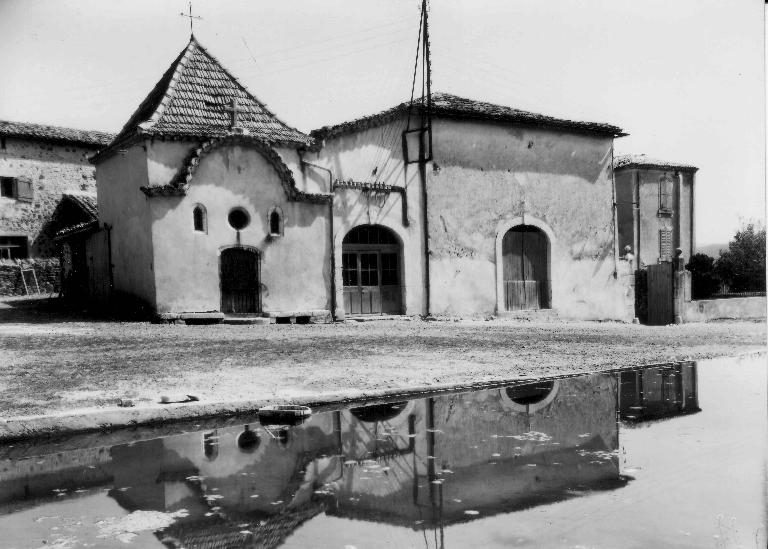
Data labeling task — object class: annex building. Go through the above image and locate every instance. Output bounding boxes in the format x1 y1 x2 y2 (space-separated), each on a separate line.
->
86 37 638 321
0 121 113 259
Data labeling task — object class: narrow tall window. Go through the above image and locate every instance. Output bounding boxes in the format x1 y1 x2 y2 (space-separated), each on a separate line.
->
659 175 673 212
193 204 207 233
268 206 283 237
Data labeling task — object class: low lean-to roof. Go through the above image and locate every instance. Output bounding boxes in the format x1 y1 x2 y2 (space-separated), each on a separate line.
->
613 154 698 172
0 120 114 149
61 191 98 219
310 92 626 142
54 191 99 239
93 36 310 163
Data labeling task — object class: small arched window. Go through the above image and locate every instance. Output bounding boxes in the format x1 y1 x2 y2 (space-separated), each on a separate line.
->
268 206 283 237
193 204 207 233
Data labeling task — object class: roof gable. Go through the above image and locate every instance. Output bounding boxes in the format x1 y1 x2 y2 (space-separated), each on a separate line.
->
98 37 310 160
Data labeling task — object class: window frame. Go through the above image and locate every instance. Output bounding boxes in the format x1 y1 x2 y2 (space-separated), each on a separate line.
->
658 174 673 214
267 206 284 238
192 204 207 234
0 235 29 259
1 177 17 199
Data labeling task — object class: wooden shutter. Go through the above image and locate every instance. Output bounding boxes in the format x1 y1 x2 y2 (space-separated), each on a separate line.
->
659 228 672 261
16 177 34 202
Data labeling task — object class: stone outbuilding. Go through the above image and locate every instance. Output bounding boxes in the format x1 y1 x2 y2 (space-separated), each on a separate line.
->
89 36 634 321
0 120 113 259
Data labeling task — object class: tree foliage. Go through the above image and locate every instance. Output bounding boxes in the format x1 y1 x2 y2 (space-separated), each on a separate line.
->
715 222 766 293
686 252 720 299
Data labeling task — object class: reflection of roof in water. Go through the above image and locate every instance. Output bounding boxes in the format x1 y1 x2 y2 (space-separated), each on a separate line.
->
160 502 325 549
620 407 702 428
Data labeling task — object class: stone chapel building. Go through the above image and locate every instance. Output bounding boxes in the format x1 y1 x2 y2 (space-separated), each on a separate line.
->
89 37 635 321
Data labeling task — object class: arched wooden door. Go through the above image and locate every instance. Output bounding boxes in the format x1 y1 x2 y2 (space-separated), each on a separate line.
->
502 225 550 310
342 225 403 315
220 248 260 314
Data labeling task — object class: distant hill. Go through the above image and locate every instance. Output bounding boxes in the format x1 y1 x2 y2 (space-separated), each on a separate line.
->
696 243 728 258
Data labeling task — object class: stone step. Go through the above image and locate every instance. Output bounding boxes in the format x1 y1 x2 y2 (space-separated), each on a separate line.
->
495 309 560 322
221 316 271 325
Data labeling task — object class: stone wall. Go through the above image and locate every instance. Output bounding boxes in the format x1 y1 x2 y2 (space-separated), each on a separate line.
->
0 258 60 296
0 137 98 258
683 296 766 322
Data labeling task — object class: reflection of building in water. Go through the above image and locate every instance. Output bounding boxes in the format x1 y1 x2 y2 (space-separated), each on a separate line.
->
328 374 625 532
619 362 700 424
0 372 633 548
102 374 624 547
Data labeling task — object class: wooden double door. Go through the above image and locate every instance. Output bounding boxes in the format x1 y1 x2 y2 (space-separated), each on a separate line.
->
646 262 674 325
220 248 260 314
502 226 550 310
342 247 402 315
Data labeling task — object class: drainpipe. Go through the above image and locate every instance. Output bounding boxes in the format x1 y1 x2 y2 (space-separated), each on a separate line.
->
635 170 641 266
299 159 336 321
690 171 696 254
610 146 619 278
676 171 684 256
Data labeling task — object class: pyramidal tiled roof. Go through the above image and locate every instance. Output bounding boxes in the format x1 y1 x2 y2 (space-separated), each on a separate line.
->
99 36 310 159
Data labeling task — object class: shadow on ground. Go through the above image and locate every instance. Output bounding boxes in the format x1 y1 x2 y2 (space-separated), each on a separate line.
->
0 296 150 324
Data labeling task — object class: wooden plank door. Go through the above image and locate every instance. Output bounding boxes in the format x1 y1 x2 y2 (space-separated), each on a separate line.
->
343 251 388 315
359 252 381 314
342 252 361 315
220 248 259 314
647 262 673 325
503 227 549 310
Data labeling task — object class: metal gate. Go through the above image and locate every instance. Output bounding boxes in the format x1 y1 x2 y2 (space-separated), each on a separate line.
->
647 263 674 325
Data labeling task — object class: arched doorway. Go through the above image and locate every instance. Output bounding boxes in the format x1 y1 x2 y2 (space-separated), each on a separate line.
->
502 225 550 310
220 247 260 314
342 225 403 315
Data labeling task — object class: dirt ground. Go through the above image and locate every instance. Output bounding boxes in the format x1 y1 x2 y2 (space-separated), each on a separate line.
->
0 296 765 419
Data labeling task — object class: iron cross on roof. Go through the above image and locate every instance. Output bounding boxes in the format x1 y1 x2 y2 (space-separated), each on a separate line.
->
179 1 202 36
223 97 243 130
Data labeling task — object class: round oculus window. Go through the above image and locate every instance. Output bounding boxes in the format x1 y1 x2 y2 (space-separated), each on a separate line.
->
228 208 250 230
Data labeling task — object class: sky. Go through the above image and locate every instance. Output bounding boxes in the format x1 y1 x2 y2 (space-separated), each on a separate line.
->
0 0 764 246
